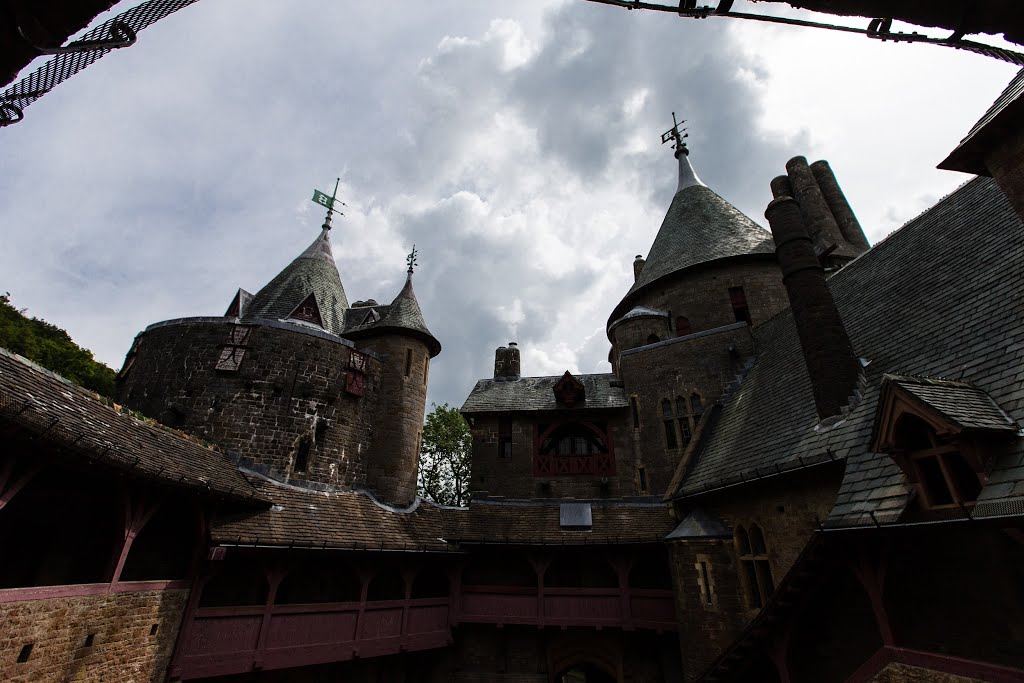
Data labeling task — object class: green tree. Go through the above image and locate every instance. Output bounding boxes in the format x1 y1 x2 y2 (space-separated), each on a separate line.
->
418 402 473 507
0 292 116 397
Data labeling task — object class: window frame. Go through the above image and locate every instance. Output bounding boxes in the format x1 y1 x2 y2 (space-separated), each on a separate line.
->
735 523 774 610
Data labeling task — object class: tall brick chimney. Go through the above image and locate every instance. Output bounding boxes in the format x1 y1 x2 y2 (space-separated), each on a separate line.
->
493 345 508 378
764 195 860 421
810 160 870 252
784 156 849 253
493 342 521 380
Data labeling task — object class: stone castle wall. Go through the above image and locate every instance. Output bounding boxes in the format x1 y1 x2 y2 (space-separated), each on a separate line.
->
617 324 756 495
668 466 843 680
115 319 382 489
611 259 789 359
0 588 188 683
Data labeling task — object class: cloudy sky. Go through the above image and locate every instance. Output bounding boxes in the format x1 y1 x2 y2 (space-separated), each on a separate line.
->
0 0 1018 410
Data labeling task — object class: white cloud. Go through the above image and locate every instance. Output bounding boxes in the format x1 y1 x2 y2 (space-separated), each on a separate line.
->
0 0 1018 413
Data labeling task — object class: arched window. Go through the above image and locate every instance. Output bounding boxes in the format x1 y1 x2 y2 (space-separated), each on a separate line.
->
647 334 661 345
676 396 692 447
690 392 703 416
539 423 609 456
736 524 774 609
676 316 691 336
662 399 678 450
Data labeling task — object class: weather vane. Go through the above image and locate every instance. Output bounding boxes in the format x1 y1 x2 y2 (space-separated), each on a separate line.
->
660 111 688 155
311 177 346 230
406 245 418 274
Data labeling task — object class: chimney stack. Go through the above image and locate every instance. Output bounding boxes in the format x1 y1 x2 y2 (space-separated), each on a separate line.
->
765 195 860 421
506 342 521 378
785 156 849 252
633 255 645 282
493 345 507 378
770 175 793 199
493 342 521 380
810 160 870 252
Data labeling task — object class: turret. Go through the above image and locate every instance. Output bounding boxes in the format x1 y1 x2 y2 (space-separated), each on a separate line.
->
344 251 441 505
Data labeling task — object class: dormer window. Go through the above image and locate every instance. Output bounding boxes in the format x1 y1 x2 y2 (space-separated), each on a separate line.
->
871 374 1017 512
893 415 983 509
287 293 323 327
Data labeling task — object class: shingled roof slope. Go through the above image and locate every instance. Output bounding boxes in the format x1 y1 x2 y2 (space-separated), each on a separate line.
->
461 373 628 414
0 349 263 502
674 177 1024 526
609 184 775 324
342 274 441 356
242 228 349 335
212 475 453 552
886 375 1018 432
447 498 673 545
940 68 1024 175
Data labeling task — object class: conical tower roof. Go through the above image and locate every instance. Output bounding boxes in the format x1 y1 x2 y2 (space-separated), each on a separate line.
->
242 228 349 335
609 149 775 324
344 271 441 357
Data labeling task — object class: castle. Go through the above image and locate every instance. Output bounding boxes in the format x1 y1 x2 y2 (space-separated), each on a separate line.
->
1 67 1023 682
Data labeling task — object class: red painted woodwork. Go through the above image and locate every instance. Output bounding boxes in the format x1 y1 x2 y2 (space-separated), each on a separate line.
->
534 452 616 477
459 584 676 631
533 421 617 477
176 598 452 680
174 576 675 680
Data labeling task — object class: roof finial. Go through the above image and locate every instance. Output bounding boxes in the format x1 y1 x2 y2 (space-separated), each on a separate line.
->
311 177 346 231
660 111 689 158
406 244 418 274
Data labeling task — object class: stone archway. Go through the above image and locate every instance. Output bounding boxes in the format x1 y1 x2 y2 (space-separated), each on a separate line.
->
548 634 623 683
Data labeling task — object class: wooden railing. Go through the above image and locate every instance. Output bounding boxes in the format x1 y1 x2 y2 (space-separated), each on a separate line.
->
174 597 450 680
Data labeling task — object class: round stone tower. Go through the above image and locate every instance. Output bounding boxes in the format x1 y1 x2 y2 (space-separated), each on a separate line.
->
114 225 382 489
346 266 441 505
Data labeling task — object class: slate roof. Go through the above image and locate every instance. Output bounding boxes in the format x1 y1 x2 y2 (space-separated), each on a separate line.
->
672 177 1024 526
461 373 628 414
0 349 264 503
447 498 673 545
242 228 349 335
940 68 1024 175
884 374 1018 433
609 183 776 325
342 274 441 357
608 305 669 332
665 508 731 540
211 474 453 552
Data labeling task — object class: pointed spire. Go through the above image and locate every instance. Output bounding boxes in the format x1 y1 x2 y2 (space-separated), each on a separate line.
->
607 124 776 329
661 111 704 192
342 248 441 357
242 223 349 334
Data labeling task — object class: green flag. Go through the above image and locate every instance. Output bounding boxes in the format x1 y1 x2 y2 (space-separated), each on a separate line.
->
312 189 335 209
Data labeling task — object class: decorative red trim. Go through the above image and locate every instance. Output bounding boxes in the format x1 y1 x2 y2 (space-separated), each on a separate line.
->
846 646 1024 683
0 579 187 604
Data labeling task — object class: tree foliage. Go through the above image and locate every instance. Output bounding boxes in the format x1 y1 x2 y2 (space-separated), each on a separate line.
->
0 292 116 397
418 402 472 507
